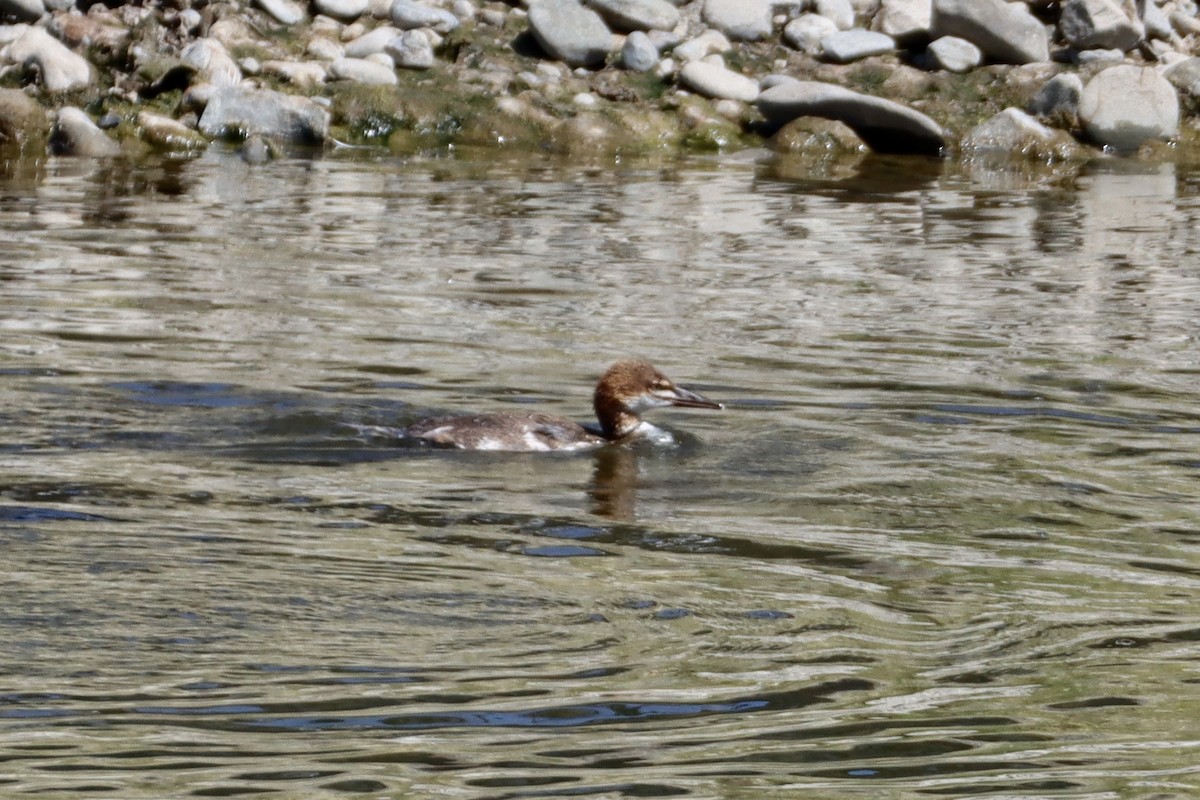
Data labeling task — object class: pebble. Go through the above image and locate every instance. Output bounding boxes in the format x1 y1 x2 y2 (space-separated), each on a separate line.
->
815 0 856 30
622 30 659 71
306 36 346 61
262 59 329 87
344 26 400 57
678 59 760 102
673 29 732 62
256 0 306 25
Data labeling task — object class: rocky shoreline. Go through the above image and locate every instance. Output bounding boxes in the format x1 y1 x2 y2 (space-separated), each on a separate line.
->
2 0 1200 164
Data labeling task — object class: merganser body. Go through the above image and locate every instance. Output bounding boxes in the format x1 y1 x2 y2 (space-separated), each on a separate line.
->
406 360 722 452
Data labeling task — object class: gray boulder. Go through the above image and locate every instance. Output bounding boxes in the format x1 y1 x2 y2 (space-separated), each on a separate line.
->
702 0 772 41
528 0 613 68
198 86 330 144
49 107 119 157
758 80 945 155
1079 64 1178 150
1060 0 1143 51
584 0 679 32
930 0 1049 64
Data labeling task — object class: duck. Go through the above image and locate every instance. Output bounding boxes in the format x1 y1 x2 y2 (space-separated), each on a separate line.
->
405 360 722 451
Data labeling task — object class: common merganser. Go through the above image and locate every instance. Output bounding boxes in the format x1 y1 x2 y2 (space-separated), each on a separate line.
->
406 360 723 452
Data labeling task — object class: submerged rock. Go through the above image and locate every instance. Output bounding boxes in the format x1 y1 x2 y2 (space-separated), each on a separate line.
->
0 87 48 152
963 107 1081 160
758 79 946 155
198 86 331 144
49 107 119 156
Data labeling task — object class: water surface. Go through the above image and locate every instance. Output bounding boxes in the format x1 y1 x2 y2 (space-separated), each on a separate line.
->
1 150 1199 798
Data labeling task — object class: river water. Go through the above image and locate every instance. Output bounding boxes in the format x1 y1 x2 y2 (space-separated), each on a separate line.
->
1 148 1199 798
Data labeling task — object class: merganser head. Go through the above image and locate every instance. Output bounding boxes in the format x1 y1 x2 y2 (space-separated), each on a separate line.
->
593 360 723 440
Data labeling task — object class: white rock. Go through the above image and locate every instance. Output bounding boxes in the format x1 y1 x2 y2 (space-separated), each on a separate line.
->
821 28 894 62
701 0 772 41
390 0 459 32
876 0 931 40
329 56 399 83
8 26 91 92
306 36 346 60
181 38 242 87
783 13 837 54
815 0 855 30
385 29 435 68
621 29 658 71
672 29 732 61
344 25 400 57
1079 64 1178 149
678 59 759 102
256 0 306 25
314 0 369 20
262 59 329 87
927 35 980 72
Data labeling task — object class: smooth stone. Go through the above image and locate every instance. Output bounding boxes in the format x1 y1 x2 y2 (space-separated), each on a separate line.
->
962 107 1079 159
306 36 345 61
701 0 772 41
783 13 837 54
255 0 306 24
930 0 1049 64
1143 0 1172 40
528 0 613 68
390 0 459 32
1075 47 1125 63
329 56 399 83
0 87 48 151
621 30 658 71
927 34 981 72
385 30 435 69
672 29 731 61
678 58 759 101
815 0 855 30
180 38 242 87
0 0 43 22
584 0 679 31
262 60 329 87
1060 0 1143 51
770 115 865 156
49 107 119 156
1078 64 1178 150
757 79 946 155
8 26 91 91
820 28 894 62
876 0 931 41
344 26 400 57
314 0 369 21
137 111 207 151
1027 71 1083 119
198 86 331 144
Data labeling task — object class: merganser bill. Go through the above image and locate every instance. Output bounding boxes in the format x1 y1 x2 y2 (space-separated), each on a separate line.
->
406 360 723 452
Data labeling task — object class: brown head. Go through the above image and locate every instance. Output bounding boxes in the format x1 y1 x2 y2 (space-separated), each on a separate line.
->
592 360 722 440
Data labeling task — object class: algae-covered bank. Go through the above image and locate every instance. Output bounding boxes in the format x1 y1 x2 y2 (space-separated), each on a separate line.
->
4 0 1200 165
